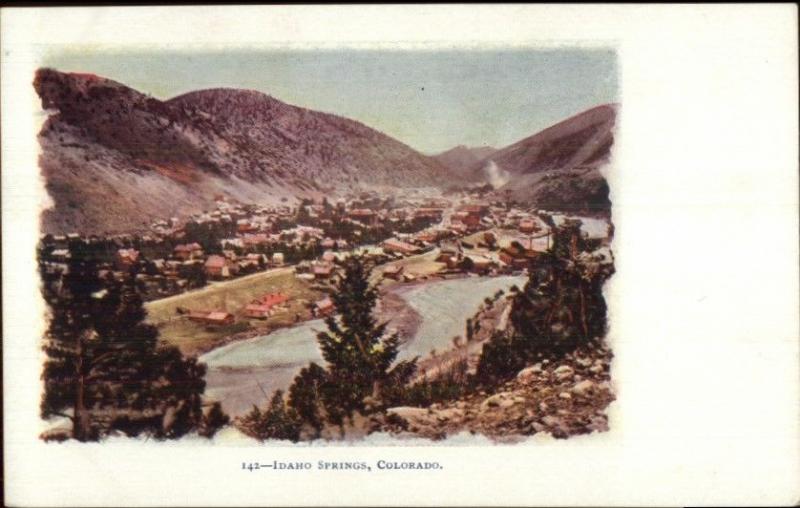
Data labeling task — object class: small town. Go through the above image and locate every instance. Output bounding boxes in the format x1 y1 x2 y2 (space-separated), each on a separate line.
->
38 186 609 357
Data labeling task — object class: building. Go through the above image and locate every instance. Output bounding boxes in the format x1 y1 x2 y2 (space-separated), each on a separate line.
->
115 248 140 271
188 310 235 326
314 297 335 317
204 255 230 278
174 243 203 260
519 219 537 234
382 238 420 256
312 263 335 280
348 208 377 226
382 265 404 280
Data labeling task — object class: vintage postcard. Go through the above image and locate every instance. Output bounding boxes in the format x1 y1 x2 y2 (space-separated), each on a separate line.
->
3 5 798 507
33 47 617 444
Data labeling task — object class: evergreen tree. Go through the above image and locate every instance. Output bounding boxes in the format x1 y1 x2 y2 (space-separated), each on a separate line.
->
41 239 105 441
40 240 223 440
238 390 301 442
476 220 613 385
313 256 417 425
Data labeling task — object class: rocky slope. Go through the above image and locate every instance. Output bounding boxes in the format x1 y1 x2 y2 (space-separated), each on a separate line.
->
378 342 615 441
471 104 617 213
34 69 451 234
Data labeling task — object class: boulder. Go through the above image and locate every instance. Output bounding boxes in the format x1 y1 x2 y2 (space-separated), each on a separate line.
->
558 391 572 400
516 364 542 383
387 407 429 423
541 415 563 428
571 380 595 396
554 365 574 381
530 422 548 433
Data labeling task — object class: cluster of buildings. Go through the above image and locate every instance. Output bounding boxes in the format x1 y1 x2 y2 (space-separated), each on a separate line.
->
39 189 599 329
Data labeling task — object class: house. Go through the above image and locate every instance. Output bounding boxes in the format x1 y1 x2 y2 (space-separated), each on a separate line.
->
174 243 203 260
348 208 377 226
464 254 494 274
312 263 335 280
414 208 444 220
314 297 335 317
188 310 235 326
519 219 537 234
499 243 540 268
204 255 230 278
382 239 420 256
50 248 70 262
244 303 273 319
242 234 268 249
382 265 404 280
115 248 140 271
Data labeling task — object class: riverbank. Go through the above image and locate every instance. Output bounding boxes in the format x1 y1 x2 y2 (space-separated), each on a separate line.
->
200 274 526 417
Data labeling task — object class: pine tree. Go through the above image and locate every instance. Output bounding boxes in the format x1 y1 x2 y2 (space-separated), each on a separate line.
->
313 256 417 425
40 240 222 440
239 390 301 442
40 239 105 441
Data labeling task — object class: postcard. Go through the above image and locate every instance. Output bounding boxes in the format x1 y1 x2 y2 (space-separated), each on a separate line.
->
2 4 798 507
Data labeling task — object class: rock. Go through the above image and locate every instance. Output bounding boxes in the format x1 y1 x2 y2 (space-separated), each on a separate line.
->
541 415 563 428
576 357 593 368
436 408 463 422
571 380 595 396
558 391 572 400
516 364 542 383
542 359 550 365
539 402 549 412
387 407 429 422
513 396 526 404
481 393 515 410
590 365 604 374
531 422 548 433
554 365 574 381
574 374 583 382
586 416 609 432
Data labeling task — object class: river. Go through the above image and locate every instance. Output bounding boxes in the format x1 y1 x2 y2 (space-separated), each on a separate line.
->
200 274 526 416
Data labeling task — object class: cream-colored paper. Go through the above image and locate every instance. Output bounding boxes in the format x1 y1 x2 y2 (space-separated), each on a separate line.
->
3 5 798 506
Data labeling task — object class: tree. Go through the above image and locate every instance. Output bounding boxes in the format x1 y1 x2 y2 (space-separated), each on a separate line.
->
40 240 222 441
41 239 105 441
314 256 417 425
280 256 417 435
238 390 301 442
287 363 328 438
476 220 613 385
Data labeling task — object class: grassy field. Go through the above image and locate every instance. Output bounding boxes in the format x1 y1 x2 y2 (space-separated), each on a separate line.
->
145 267 323 356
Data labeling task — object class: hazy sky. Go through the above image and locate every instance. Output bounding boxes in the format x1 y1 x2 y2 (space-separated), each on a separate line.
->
42 48 617 154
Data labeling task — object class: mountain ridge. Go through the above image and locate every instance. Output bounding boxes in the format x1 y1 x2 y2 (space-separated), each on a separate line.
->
34 68 452 234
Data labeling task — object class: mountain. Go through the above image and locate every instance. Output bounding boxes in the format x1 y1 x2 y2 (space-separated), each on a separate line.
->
471 104 617 213
34 68 451 234
433 145 497 172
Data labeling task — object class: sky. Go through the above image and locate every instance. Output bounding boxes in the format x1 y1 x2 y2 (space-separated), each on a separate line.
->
42 48 617 154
